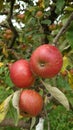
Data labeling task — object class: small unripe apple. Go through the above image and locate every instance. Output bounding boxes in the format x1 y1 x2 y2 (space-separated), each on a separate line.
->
49 24 57 31
35 11 43 18
5 29 12 35
69 69 73 74
17 14 25 20
3 29 13 40
9 59 35 88
30 44 63 78
60 70 68 77
3 33 12 39
19 89 43 116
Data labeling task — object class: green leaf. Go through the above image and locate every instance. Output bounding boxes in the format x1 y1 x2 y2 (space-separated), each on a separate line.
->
64 6 73 12
4 73 13 87
0 86 13 103
0 0 4 11
56 75 70 90
49 105 73 130
55 0 65 14
0 66 4 74
66 91 73 106
8 101 19 126
5 126 21 130
41 20 51 25
66 23 73 49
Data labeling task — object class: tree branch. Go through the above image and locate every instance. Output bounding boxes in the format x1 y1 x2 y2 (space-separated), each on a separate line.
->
41 5 58 44
0 118 30 128
7 0 19 48
53 12 73 45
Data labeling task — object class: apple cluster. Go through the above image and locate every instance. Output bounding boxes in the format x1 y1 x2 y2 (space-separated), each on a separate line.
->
9 44 63 116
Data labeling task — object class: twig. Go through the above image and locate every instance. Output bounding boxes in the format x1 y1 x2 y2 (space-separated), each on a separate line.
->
8 49 21 60
0 11 9 15
7 0 19 48
0 24 9 29
0 118 30 128
53 12 73 45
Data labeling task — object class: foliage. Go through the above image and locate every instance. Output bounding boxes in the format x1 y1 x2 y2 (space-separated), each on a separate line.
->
49 105 73 130
0 0 73 129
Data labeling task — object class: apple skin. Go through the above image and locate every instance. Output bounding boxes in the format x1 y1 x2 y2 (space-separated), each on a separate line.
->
30 44 63 78
19 89 43 116
9 59 35 88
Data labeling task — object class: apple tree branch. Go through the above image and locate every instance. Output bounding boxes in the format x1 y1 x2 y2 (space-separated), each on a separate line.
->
7 0 19 48
0 118 30 128
53 12 73 45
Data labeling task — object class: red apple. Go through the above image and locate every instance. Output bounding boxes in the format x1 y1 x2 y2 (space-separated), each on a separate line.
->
30 44 63 78
19 89 43 116
9 59 35 88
